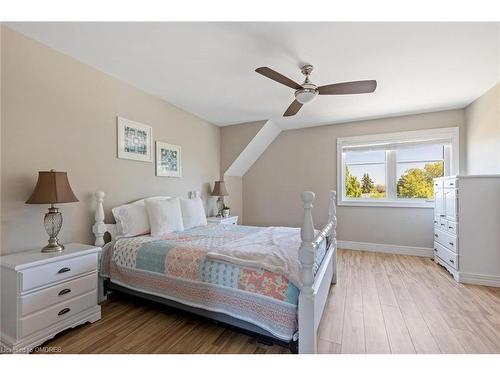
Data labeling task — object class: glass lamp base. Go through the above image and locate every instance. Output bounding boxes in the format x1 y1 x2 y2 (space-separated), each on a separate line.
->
42 238 65 253
42 206 64 253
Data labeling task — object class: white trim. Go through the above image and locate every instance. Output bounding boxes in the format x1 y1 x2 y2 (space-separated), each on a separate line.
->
338 199 435 208
457 174 500 179
337 240 434 257
337 126 460 208
458 272 500 287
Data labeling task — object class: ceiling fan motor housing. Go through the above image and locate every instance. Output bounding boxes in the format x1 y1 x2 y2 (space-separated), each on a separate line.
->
295 64 319 104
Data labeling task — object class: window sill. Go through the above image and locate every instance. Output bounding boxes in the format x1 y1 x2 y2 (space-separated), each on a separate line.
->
338 199 435 208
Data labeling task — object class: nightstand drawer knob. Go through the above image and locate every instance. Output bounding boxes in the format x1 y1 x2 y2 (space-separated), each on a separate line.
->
57 267 71 274
58 288 71 296
58 308 71 316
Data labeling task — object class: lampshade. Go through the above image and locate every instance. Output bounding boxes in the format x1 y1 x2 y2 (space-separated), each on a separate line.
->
26 170 79 204
211 180 228 197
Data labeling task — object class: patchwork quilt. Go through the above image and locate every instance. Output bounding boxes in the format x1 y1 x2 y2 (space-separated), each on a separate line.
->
100 224 327 341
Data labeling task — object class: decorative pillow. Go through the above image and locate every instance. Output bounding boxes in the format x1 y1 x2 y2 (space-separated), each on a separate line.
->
145 197 184 237
112 196 171 237
111 200 150 238
180 197 208 229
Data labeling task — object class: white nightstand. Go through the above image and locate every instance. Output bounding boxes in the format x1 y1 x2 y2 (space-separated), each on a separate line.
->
207 216 239 225
0 243 101 353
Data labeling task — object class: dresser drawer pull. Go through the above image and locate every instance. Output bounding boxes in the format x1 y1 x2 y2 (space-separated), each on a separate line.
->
449 242 454 246
434 248 437 252
434 234 438 238
58 308 71 316
57 267 71 274
440 214 446 217
448 226 453 229
58 288 71 296
440 223 445 226
449 259 455 264
434 220 438 224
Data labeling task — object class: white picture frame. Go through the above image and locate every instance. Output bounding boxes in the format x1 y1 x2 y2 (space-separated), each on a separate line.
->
156 141 182 177
117 117 153 162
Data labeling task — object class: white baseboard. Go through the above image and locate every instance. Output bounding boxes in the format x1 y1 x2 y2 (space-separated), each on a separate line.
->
337 240 434 257
458 272 500 287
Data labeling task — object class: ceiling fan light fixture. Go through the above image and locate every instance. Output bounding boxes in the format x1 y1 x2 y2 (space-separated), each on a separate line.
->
294 87 318 104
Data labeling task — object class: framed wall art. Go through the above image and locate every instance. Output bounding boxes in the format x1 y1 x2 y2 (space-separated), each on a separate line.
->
117 117 153 162
156 141 182 177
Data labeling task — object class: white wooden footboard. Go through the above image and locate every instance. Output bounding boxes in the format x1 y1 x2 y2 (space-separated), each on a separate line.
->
298 190 337 354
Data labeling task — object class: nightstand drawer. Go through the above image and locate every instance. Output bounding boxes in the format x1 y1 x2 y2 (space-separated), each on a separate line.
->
20 290 97 338
20 253 98 292
207 216 238 225
20 272 97 316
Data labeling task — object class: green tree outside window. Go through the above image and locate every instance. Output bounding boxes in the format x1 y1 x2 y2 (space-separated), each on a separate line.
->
397 161 444 199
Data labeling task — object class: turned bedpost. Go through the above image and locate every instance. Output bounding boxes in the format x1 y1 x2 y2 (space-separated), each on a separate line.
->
298 191 317 354
92 191 106 247
328 190 337 285
299 191 316 293
327 190 337 243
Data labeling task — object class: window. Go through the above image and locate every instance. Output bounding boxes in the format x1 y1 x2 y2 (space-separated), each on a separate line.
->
337 127 459 207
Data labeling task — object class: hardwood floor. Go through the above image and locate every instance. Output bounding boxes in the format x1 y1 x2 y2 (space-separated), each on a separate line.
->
37 249 500 354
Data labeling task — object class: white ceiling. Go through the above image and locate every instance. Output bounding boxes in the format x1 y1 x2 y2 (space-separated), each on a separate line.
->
6 22 500 130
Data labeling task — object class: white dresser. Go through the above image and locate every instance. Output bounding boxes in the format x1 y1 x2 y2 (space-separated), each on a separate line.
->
433 175 500 286
0 243 101 353
433 176 460 280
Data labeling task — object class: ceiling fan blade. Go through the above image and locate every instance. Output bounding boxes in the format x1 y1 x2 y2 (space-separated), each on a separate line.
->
318 80 377 95
283 100 303 117
255 67 302 90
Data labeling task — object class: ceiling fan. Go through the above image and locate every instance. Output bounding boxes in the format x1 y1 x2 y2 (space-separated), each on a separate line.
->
255 64 377 117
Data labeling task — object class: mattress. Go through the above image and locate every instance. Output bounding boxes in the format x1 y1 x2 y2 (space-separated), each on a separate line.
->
100 223 327 341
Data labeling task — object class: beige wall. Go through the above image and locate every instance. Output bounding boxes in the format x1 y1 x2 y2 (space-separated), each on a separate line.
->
465 82 500 174
242 110 466 249
1 27 221 254
220 121 264 221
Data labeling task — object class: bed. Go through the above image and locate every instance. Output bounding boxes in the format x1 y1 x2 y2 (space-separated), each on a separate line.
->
93 190 337 354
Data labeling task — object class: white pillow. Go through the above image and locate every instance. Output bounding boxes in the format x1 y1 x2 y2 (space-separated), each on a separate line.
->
112 196 171 237
180 197 208 229
145 197 184 237
112 200 150 238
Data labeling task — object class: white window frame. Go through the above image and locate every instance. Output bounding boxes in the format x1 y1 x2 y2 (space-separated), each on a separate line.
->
337 127 459 208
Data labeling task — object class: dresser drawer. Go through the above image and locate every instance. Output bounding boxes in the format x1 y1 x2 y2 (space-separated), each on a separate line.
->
443 178 458 188
434 228 458 253
433 179 443 189
433 216 440 227
438 217 447 231
20 272 97 316
434 242 458 270
20 290 97 338
446 221 458 235
20 253 98 292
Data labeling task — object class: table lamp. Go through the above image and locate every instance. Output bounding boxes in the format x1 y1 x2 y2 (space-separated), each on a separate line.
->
26 170 79 252
211 180 228 217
